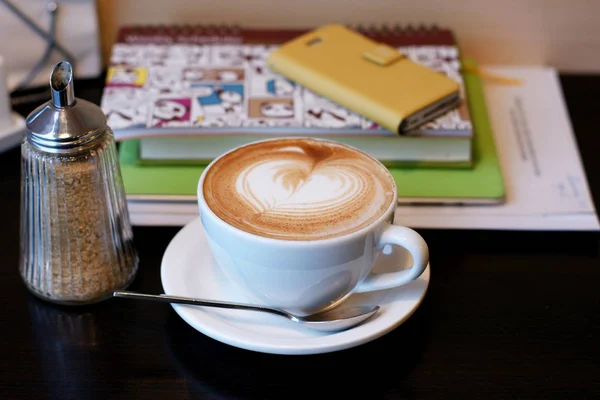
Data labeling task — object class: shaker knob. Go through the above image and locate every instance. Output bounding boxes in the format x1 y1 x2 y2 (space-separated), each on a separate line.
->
50 61 75 108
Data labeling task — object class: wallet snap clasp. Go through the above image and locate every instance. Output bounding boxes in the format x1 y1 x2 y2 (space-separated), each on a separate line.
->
362 44 404 66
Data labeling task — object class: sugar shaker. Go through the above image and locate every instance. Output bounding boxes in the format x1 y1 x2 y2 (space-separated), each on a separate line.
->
20 61 139 305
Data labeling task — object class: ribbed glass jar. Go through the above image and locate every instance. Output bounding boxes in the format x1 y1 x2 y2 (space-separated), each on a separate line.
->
19 127 138 304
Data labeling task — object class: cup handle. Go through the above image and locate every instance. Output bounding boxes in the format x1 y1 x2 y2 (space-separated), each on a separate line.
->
353 224 429 293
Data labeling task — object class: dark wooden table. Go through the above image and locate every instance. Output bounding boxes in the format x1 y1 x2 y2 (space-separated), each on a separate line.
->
1 75 599 400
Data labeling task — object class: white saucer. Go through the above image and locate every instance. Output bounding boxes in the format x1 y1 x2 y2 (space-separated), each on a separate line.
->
161 217 431 355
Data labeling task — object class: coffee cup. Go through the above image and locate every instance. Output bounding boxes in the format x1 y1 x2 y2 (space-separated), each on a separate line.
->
197 137 428 315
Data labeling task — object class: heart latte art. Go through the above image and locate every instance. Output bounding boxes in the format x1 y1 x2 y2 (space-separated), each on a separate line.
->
203 138 396 240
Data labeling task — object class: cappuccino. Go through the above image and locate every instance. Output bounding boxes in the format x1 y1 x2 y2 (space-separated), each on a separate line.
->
203 138 395 240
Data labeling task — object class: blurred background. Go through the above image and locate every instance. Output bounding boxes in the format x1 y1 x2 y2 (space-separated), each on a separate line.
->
1 0 600 94
96 0 600 72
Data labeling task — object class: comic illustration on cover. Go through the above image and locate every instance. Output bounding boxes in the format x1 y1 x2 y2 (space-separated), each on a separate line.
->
101 40 472 134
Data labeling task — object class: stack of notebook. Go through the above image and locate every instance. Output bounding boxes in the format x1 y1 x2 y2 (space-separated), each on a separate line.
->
100 25 506 223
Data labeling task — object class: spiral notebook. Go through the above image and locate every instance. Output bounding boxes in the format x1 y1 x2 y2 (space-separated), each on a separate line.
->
101 24 475 167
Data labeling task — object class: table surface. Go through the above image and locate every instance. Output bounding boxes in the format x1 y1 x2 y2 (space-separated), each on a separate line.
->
1 74 599 400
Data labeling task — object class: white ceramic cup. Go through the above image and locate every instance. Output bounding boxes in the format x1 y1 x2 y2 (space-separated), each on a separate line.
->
197 138 429 315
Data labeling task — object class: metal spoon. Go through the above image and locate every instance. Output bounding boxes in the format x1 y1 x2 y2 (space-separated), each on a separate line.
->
113 291 379 332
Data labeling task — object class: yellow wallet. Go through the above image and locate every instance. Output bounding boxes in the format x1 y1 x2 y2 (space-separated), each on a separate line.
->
267 24 460 134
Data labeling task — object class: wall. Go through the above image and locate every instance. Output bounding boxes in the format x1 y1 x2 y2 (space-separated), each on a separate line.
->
96 0 600 73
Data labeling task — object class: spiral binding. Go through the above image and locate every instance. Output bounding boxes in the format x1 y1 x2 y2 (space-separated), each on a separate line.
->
117 24 244 44
352 23 442 34
350 23 453 46
117 23 454 46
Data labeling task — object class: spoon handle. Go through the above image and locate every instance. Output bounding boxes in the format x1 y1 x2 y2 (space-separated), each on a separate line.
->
113 291 290 318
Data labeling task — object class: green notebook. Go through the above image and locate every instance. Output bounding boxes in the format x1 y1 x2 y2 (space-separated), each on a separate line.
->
119 59 505 204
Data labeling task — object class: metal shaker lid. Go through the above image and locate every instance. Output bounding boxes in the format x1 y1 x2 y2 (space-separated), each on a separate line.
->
25 62 107 153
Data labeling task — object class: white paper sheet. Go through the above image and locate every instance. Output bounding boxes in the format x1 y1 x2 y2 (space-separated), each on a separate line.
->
394 66 599 230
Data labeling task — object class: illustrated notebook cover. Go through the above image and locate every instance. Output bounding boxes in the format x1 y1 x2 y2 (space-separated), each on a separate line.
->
101 24 473 139
118 59 504 204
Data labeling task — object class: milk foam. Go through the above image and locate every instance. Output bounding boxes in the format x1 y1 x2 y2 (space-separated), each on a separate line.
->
203 138 395 240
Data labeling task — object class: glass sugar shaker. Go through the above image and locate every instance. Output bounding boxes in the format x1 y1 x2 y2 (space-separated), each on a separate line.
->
19 61 139 305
